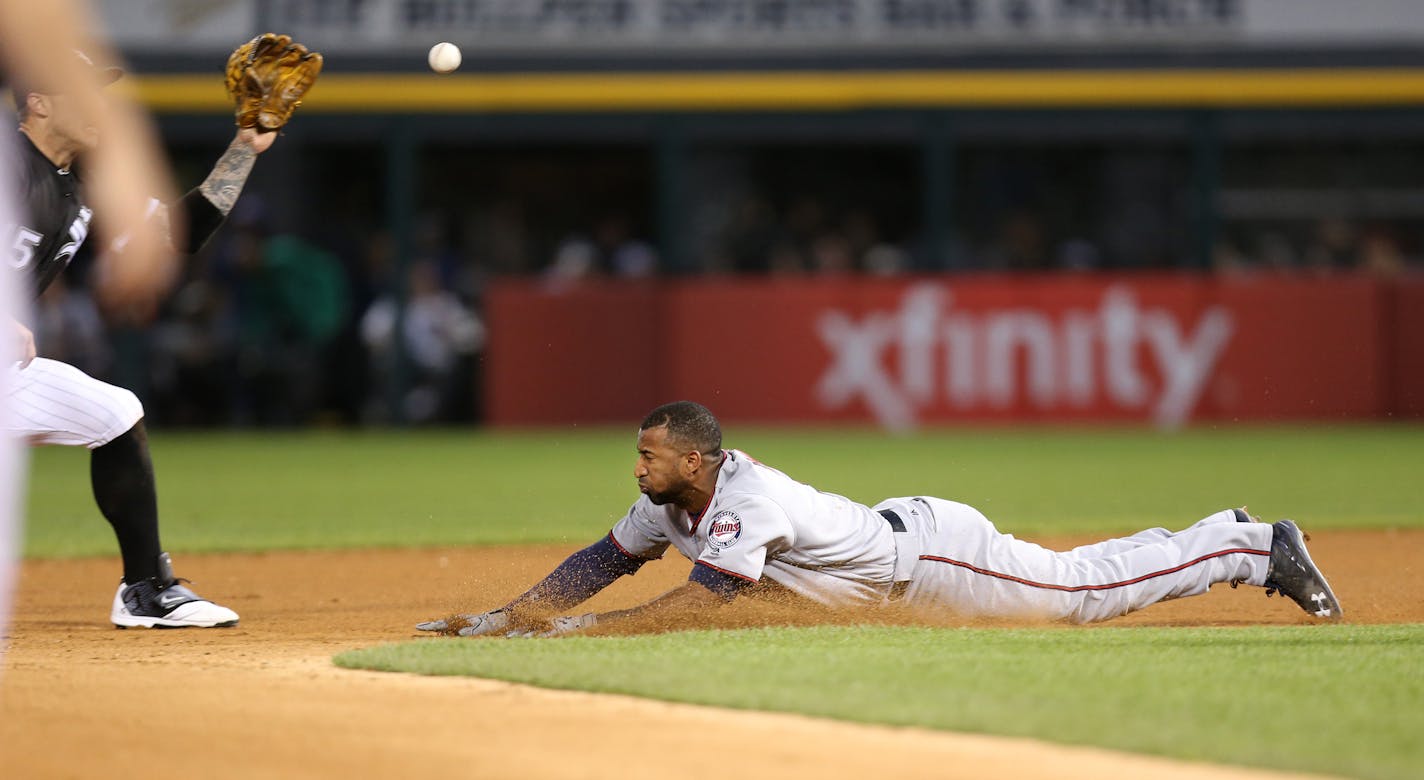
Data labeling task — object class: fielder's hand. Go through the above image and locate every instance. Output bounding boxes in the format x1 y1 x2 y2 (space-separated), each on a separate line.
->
415 609 511 637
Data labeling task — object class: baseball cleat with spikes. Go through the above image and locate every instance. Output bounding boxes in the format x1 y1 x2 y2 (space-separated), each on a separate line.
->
1263 519 1342 620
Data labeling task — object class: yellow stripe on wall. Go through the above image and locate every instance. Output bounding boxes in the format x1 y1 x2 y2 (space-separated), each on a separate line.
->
130 68 1424 113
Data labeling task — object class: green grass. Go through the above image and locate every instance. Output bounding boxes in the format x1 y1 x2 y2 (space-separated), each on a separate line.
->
337 623 1424 780
23 424 1424 557
25 425 1424 776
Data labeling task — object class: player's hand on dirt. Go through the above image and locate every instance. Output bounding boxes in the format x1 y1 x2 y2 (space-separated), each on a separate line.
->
416 609 510 637
11 319 36 368
506 613 598 638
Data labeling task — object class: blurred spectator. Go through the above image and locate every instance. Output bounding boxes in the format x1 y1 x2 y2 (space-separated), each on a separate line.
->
809 231 855 275
361 260 485 425
543 235 600 289
223 200 350 426
766 239 806 276
719 196 779 273
412 211 465 290
542 211 659 285
1303 218 1357 269
1359 229 1406 276
1055 238 1102 271
709 192 912 275
594 212 658 277
982 210 1048 270
31 276 110 377
864 243 910 275
147 251 232 426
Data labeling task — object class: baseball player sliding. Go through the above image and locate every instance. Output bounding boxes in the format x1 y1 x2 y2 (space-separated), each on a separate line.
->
419 400 1342 637
5 35 320 628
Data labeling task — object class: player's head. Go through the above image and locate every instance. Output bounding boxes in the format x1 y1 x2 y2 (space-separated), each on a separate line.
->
634 401 723 505
12 50 123 156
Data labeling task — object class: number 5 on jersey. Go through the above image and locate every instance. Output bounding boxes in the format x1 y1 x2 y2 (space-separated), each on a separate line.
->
11 227 41 269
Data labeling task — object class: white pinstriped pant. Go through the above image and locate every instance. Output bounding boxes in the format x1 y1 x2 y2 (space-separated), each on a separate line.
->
873 497 1274 624
5 357 143 448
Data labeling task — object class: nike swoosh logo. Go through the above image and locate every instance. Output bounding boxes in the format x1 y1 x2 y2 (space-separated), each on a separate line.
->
158 593 189 608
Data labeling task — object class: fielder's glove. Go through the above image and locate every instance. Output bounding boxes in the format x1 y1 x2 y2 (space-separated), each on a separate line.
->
506 613 598 638
224 33 322 131
415 609 511 637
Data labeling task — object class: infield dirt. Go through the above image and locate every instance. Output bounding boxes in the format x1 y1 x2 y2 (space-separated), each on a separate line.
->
2 528 1417 779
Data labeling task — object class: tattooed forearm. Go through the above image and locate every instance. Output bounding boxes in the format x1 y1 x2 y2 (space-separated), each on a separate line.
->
198 138 259 216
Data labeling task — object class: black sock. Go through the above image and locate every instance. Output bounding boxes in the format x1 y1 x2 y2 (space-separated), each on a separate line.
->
91 421 164 583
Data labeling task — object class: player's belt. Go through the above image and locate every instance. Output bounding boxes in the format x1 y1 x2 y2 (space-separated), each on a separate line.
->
878 508 918 601
878 509 907 533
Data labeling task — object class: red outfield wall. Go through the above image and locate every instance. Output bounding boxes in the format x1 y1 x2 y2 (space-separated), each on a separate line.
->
484 273 1424 427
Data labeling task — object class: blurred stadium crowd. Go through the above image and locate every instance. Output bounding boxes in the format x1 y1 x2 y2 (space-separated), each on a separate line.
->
28 0 1423 428
39 125 1423 428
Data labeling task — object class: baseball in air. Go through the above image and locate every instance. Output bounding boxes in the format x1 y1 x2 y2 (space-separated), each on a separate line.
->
428 42 462 74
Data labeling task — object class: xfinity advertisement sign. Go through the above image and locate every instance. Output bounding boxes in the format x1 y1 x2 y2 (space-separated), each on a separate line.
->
815 284 1233 430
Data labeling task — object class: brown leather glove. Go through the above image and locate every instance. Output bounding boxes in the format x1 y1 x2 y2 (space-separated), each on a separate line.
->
224 33 323 132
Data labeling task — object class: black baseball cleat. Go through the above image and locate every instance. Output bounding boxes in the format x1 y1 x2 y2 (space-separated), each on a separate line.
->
1263 520 1343 620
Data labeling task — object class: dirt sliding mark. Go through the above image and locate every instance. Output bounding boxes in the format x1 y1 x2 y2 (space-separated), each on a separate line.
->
3 529 1415 779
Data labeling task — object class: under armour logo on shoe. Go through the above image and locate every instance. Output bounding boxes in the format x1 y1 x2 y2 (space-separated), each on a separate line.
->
1310 592 1332 617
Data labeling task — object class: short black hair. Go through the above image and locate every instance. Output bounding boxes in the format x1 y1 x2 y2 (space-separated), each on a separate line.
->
11 89 34 120
640 401 722 455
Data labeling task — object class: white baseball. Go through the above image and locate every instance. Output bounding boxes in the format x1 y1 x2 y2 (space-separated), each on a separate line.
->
428 42 462 74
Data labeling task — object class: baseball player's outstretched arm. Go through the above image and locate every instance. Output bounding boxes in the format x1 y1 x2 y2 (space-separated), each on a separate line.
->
417 535 648 635
200 128 275 213
162 128 275 255
548 562 749 635
520 562 749 636
498 535 648 619
582 581 725 634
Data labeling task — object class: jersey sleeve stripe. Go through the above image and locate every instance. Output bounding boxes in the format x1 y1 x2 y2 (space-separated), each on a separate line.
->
693 560 758 583
605 531 636 558
606 531 656 560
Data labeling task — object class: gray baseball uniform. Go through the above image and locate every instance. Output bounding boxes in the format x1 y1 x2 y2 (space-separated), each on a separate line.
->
611 449 1271 623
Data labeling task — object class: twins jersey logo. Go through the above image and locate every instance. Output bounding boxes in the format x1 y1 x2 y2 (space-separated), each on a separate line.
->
706 510 742 551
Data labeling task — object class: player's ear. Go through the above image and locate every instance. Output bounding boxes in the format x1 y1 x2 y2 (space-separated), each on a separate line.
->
23 92 49 118
683 448 703 474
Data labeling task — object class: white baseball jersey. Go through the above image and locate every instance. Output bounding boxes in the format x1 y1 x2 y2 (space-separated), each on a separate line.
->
610 449 898 607
612 451 1276 623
